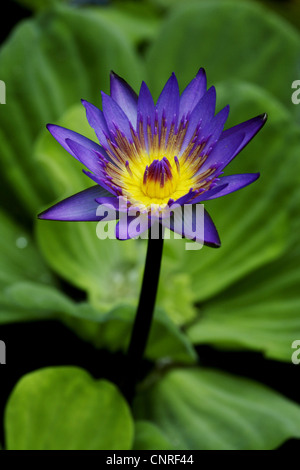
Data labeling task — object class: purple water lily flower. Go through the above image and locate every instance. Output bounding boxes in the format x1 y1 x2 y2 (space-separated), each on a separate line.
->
38 69 267 246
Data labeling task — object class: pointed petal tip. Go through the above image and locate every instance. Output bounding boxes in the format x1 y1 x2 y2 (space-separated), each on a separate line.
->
37 207 60 221
261 112 268 122
196 67 206 80
46 123 57 134
255 113 268 129
37 210 47 220
205 238 221 248
110 70 124 81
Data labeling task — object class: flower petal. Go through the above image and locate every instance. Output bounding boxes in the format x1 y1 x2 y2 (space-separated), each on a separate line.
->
38 185 114 221
200 104 230 150
115 214 154 240
180 86 216 155
200 173 260 200
161 206 220 247
95 195 129 214
110 71 138 127
82 170 117 195
179 68 207 120
187 184 229 204
137 81 156 146
65 138 107 175
170 189 199 207
202 209 221 247
220 113 267 159
156 73 180 132
81 100 110 148
46 124 108 161
101 92 133 141
199 130 246 174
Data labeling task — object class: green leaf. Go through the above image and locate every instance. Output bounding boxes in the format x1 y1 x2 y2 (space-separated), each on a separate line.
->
0 209 60 324
5 367 134 450
0 281 76 323
90 3 160 47
62 305 197 364
0 210 52 288
146 0 300 119
133 421 175 450
134 367 300 450
0 4 141 217
187 201 300 362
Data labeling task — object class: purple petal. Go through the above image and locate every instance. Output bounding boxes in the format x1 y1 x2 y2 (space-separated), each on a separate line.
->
200 173 260 200
201 105 230 150
110 71 138 127
189 184 229 204
179 68 207 120
199 131 246 173
180 86 216 155
47 124 108 161
38 185 115 221
82 170 117 195
161 205 220 247
202 209 221 247
170 189 199 207
101 92 133 141
137 81 156 146
115 213 153 240
65 138 107 176
220 113 267 159
95 195 129 213
81 100 110 148
156 73 180 132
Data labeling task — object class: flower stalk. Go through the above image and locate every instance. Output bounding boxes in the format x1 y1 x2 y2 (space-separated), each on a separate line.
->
122 227 164 403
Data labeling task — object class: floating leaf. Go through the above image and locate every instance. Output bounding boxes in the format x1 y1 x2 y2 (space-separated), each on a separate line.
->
134 367 300 450
5 367 134 450
133 421 175 450
187 198 300 362
146 0 300 120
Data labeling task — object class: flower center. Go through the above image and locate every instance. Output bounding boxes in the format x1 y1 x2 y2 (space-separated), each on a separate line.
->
142 157 178 199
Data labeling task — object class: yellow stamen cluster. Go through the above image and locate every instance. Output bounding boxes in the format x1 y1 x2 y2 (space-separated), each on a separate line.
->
104 118 215 212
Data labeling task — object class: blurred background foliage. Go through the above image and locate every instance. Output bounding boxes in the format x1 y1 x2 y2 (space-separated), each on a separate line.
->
1 0 300 450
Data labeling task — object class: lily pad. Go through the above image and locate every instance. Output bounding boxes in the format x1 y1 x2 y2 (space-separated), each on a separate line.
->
134 367 300 450
5 367 134 450
146 0 300 120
